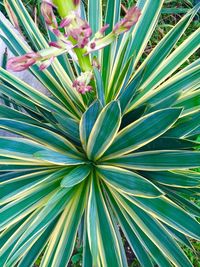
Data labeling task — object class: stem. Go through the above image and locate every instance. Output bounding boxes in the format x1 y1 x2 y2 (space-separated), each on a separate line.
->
53 0 76 17
53 0 93 72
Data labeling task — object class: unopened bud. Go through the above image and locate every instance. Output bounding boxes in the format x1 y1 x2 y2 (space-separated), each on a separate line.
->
7 52 39 72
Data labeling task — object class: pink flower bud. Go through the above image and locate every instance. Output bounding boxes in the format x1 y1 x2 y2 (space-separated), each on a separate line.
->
4 1 21 33
93 24 109 41
99 24 110 36
7 52 39 72
72 71 93 94
60 17 72 28
90 42 96 49
62 13 92 48
41 0 57 28
73 0 80 6
49 41 62 48
52 29 61 37
113 6 141 34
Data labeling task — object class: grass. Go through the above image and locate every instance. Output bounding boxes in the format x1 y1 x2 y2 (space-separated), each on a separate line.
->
1 0 200 266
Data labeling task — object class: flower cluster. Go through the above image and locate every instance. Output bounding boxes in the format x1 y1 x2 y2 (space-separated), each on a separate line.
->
72 71 93 94
7 0 141 94
41 0 58 33
60 13 92 48
113 6 141 34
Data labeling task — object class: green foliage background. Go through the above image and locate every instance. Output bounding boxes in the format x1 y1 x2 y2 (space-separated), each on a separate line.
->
0 0 199 266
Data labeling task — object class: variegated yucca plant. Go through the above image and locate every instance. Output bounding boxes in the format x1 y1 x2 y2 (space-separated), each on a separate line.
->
0 0 200 266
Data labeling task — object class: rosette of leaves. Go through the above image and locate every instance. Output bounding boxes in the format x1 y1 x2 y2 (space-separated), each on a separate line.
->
0 0 200 266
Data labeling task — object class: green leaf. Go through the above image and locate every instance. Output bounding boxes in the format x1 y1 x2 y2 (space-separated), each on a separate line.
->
0 137 47 156
87 176 99 266
106 191 154 267
1 187 77 266
34 150 84 165
110 197 172 267
88 0 102 34
83 217 93 267
113 191 194 267
61 165 91 187
0 68 73 118
0 170 56 204
0 119 79 155
131 196 200 240
165 111 200 138
0 181 59 231
147 92 181 113
140 170 200 188
118 73 142 113
0 160 50 172
127 0 164 68
106 150 200 170
0 211 40 266
174 89 200 115
87 177 123 267
94 68 105 106
0 19 81 117
39 184 87 267
0 104 41 124
145 65 200 109
103 108 182 159
80 100 102 151
164 189 200 217
5 0 85 112
111 56 134 101
0 84 39 113
131 5 200 86
139 137 199 151
164 224 192 248
87 101 121 160
129 27 200 110
102 0 121 88
53 113 80 144
17 219 58 267
97 165 163 198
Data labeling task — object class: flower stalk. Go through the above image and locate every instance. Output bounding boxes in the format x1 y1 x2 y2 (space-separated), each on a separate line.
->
7 0 141 93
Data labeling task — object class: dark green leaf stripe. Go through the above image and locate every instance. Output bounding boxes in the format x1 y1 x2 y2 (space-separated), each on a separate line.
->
90 177 123 266
106 190 154 267
105 150 200 170
133 5 199 86
34 151 84 165
0 137 47 156
61 165 91 187
54 113 80 144
87 101 121 160
113 191 193 267
0 119 79 155
80 100 102 151
94 68 106 106
139 137 199 151
97 165 163 198
103 108 182 159
140 170 200 187
164 189 200 217
131 195 200 240
165 111 200 138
